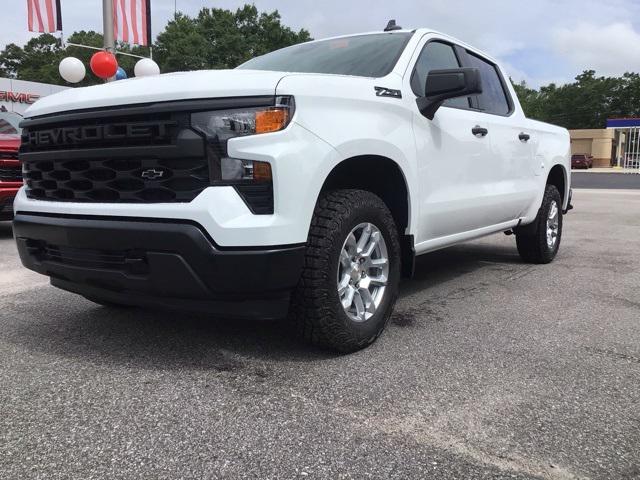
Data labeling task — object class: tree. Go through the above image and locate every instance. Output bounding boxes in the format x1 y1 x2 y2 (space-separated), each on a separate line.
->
512 71 640 129
0 4 311 85
154 5 311 72
0 34 63 84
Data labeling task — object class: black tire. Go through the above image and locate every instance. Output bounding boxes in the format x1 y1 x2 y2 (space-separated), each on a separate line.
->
289 189 401 353
515 184 563 264
83 296 136 309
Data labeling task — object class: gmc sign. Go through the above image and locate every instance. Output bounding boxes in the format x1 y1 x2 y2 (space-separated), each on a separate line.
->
0 91 40 104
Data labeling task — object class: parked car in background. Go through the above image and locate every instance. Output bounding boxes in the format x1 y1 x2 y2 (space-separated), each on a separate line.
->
571 154 593 169
0 111 23 220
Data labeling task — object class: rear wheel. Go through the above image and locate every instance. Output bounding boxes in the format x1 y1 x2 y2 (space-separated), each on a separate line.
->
289 189 401 352
515 184 563 264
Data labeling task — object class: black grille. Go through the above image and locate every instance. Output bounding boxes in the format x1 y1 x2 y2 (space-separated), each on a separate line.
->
0 151 22 182
0 165 22 182
22 156 209 203
20 110 209 203
26 240 149 275
0 150 18 160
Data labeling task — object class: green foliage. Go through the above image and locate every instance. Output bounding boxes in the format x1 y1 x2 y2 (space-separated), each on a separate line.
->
0 4 310 85
154 5 312 72
512 71 640 129
0 30 149 86
0 34 63 84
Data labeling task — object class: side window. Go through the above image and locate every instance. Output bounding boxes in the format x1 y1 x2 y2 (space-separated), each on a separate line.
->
466 53 511 115
411 41 469 109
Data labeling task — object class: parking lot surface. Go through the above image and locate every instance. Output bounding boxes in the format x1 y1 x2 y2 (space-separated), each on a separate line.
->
572 171 640 189
1 189 639 480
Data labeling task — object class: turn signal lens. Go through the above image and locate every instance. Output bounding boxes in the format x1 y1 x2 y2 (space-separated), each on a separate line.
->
252 161 272 182
256 109 288 134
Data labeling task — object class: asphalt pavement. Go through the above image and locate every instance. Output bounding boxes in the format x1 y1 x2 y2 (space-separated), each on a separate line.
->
1 189 639 479
572 171 640 189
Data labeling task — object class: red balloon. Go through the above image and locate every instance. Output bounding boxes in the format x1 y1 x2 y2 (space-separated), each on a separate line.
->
90 51 118 79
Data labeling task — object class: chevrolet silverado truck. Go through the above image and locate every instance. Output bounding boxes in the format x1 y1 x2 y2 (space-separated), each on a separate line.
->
13 24 571 352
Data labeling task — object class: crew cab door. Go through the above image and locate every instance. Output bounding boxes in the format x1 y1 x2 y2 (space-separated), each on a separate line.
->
463 51 538 219
409 40 511 243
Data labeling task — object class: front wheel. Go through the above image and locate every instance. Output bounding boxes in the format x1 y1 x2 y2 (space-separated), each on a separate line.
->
289 189 401 352
515 184 563 264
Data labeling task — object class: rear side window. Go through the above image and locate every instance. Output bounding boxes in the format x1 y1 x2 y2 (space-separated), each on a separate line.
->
466 53 511 116
411 42 469 109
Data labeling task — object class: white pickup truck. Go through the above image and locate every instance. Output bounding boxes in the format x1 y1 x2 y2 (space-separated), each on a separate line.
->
14 23 571 352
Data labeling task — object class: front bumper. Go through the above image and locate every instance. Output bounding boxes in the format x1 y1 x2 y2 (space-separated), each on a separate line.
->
13 213 305 319
13 120 338 248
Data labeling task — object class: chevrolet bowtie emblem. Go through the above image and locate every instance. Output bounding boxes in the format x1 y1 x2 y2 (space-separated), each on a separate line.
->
141 168 165 180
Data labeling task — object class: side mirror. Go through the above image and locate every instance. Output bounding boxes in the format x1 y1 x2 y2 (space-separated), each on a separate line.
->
416 68 482 120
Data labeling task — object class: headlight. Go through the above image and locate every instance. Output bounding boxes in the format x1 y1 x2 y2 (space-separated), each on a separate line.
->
191 96 294 141
190 96 294 214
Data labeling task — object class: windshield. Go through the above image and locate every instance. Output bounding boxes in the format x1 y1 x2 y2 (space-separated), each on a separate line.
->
0 112 22 135
238 32 413 78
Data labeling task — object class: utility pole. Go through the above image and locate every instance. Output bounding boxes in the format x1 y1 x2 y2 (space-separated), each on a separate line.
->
102 0 115 81
103 0 115 52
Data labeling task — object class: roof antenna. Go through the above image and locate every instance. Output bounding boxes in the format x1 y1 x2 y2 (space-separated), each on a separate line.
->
384 19 402 32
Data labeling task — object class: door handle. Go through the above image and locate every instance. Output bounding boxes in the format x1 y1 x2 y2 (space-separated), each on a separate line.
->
519 132 531 142
472 126 488 137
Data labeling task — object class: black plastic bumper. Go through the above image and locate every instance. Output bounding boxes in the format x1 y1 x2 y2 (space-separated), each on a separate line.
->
13 213 305 319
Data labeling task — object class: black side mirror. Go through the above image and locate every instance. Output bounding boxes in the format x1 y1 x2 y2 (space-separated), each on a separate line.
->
416 68 482 120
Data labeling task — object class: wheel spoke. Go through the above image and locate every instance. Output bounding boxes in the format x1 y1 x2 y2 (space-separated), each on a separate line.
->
338 273 350 295
368 274 388 287
356 224 372 254
359 287 376 315
353 290 366 319
341 285 355 309
345 232 357 256
364 257 389 276
361 231 380 258
340 248 351 267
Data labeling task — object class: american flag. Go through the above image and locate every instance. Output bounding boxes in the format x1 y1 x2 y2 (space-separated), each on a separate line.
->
113 0 152 46
27 0 63 33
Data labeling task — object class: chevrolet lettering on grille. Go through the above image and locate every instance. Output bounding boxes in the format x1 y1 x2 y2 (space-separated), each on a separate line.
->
27 120 176 147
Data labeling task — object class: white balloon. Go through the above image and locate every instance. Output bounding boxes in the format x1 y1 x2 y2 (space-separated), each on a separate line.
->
59 57 86 84
134 58 160 77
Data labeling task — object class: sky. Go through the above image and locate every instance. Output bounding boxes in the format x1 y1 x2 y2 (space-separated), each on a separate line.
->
2 0 640 88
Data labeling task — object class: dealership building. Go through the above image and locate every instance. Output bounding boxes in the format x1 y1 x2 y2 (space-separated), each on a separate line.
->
0 77 67 115
570 118 640 169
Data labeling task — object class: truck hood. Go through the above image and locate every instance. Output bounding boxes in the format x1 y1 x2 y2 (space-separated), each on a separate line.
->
25 69 288 118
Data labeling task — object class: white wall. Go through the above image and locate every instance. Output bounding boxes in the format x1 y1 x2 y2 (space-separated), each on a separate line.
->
0 78 68 115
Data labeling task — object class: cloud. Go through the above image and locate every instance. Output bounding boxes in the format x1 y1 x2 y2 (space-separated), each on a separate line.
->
552 22 640 77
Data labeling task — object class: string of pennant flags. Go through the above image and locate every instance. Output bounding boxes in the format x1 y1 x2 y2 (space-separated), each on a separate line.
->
27 0 152 47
